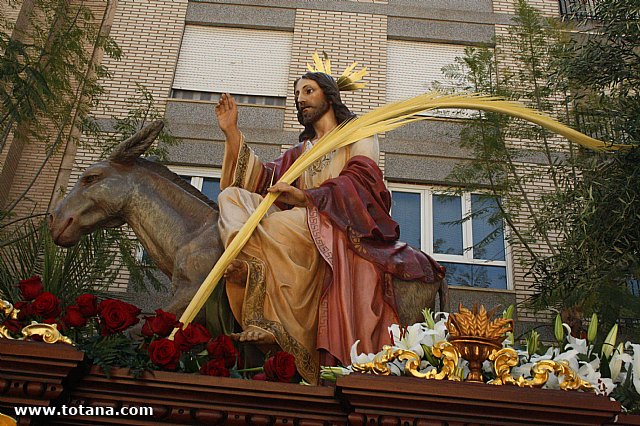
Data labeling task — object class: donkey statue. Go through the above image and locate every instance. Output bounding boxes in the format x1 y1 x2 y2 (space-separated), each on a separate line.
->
49 121 448 332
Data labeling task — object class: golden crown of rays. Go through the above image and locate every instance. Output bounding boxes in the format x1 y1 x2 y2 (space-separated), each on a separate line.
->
306 51 368 91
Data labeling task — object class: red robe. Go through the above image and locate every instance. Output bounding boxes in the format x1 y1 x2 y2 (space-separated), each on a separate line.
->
252 147 444 365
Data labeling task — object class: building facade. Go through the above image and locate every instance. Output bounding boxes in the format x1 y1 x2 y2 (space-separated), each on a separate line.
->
1 0 574 330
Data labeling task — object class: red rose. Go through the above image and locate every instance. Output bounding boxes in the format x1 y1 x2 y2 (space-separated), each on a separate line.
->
206 335 239 368
174 323 211 352
252 373 267 381
18 276 43 301
75 294 98 317
2 319 23 334
63 305 87 328
31 292 61 319
148 338 181 370
97 299 141 336
264 351 297 383
142 309 181 338
199 358 230 377
14 301 32 321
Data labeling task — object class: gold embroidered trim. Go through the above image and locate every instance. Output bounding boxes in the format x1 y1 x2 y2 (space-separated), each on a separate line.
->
308 152 332 176
307 207 333 265
241 256 318 384
348 227 367 254
232 141 251 188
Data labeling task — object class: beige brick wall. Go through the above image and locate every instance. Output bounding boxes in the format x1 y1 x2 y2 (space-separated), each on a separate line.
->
92 0 188 118
1 0 25 28
493 0 559 16
507 162 561 322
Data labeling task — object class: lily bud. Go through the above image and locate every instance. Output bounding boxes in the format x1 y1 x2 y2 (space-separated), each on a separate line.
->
587 313 598 343
554 313 564 343
422 308 436 329
526 330 540 357
609 342 625 382
502 305 514 320
601 323 618 359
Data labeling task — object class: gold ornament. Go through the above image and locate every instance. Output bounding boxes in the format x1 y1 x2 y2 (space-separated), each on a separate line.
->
447 304 514 382
352 342 461 381
306 51 368 91
488 347 594 391
1 299 73 345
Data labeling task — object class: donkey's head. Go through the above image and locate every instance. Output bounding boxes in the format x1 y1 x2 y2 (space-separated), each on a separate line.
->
49 121 163 247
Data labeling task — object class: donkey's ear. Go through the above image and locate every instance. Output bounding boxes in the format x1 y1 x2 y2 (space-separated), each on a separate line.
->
108 121 164 164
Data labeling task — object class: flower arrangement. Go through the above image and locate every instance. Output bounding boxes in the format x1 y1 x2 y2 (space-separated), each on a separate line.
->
322 305 640 412
0 276 298 382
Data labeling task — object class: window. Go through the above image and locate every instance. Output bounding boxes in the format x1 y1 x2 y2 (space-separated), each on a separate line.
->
387 40 472 118
170 90 286 107
172 26 292 101
170 166 221 203
389 184 510 290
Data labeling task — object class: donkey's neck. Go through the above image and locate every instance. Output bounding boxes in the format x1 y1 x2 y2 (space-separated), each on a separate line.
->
124 171 216 276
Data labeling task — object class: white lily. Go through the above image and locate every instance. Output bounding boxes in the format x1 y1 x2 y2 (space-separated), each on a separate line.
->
512 362 534 380
563 324 589 355
320 366 351 381
350 340 376 365
421 319 448 347
554 349 581 372
389 323 427 357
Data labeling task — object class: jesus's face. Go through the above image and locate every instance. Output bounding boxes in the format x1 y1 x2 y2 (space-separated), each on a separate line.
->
295 78 331 125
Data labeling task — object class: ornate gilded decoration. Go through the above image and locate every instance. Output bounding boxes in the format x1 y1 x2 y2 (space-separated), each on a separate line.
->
447 304 514 341
306 51 368 92
447 304 514 382
352 342 461 381
22 323 73 344
489 348 594 391
1 299 73 344
1 299 18 319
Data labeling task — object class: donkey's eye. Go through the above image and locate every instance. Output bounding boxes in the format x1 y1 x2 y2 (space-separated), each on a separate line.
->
82 174 99 185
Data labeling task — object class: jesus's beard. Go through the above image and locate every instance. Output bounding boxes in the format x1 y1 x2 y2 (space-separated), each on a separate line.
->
300 99 330 125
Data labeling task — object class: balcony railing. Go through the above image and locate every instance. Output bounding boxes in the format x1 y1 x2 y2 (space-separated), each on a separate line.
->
559 0 599 20
573 107 632 145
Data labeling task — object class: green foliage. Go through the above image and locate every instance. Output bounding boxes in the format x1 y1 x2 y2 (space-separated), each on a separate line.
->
0 218 116 304
78 332 152 378
611 369 640 413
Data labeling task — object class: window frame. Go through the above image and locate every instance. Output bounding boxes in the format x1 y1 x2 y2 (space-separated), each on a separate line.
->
168 166 222 193
389 182 513 290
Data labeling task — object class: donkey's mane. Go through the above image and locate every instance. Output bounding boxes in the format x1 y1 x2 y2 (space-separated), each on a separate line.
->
136 158 219 210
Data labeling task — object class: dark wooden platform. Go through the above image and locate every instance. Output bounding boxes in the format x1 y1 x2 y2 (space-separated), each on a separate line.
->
1 339 637 425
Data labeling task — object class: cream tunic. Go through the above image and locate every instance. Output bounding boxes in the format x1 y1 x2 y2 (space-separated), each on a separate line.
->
217 134 378 383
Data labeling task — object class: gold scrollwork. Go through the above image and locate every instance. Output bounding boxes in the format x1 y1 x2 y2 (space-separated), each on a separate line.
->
1 299 19 320
352 345 400 375
1 299 73 345
488 347 593 391
21 323 73 345
352 342 461 381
